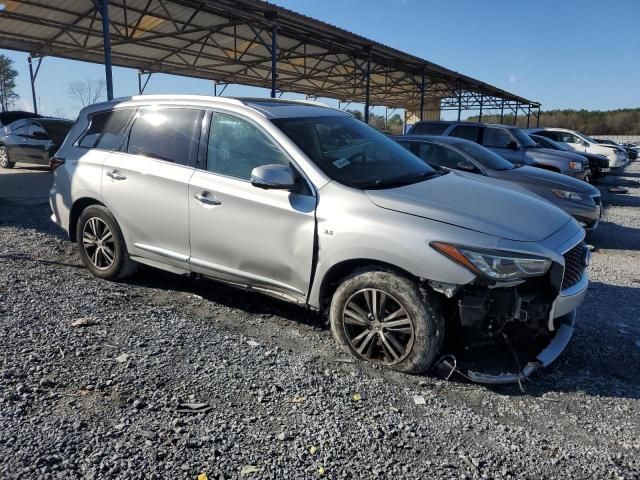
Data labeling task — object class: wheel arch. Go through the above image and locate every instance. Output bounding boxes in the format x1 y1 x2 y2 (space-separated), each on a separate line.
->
69 197 105 242
317 258 419 310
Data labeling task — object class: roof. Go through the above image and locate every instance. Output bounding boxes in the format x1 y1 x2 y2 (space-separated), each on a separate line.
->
0 0 540 111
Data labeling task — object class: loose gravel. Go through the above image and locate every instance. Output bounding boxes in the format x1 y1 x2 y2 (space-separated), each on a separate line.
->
1 163 639 479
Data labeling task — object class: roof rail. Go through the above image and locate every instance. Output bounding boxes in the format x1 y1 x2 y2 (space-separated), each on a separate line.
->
129 94 244 106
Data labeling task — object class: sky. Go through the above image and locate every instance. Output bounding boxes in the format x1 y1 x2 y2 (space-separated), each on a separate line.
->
1 0 639 119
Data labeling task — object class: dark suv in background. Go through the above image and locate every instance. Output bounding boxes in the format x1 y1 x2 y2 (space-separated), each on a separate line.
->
0 116 73 169
409 121 591 181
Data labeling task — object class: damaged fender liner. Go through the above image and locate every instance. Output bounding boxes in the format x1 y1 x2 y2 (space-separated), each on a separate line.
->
440 310 576 385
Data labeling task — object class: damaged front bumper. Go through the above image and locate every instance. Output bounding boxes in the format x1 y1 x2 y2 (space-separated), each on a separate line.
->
462 310 576 384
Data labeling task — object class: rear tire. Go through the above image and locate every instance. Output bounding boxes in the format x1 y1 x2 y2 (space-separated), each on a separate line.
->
0 146 15 169
329 269 444 374
76 205 137 280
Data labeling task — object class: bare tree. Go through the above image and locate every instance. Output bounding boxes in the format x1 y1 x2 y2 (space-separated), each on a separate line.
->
0 54 19 112
68 79 106 107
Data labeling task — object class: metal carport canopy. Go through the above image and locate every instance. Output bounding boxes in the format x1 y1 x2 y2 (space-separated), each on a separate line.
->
0 0 540 120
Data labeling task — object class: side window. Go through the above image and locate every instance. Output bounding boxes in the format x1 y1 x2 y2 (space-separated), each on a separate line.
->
78 109 134 150
28 122 48 138
538 131 559 141
482 128 514 148
412 122 449 135
124 108 200 166
8 119 29 134
450 125 480 142
418 142 472 170
206 112 289 180
558 132 579 143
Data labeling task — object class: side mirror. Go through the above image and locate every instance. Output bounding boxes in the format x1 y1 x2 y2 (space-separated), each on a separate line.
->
506 140 519 150
582 141 589 147
250 164 296 190
456 160 477 172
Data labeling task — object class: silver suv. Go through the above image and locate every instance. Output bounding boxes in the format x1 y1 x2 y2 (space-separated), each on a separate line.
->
50 96 590 383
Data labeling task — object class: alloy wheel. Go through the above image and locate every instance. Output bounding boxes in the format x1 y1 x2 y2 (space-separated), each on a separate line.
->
342 288 415 365
82 217 116 270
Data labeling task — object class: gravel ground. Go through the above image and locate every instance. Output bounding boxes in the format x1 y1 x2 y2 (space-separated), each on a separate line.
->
1 163 639 480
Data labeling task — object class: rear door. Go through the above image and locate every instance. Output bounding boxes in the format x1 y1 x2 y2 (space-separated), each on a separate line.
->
22 121 51 164
188 110 316 302
5 119 30 162
101 106 202 270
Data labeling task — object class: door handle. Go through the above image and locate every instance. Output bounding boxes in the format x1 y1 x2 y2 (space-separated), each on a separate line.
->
194 192 222 206
106 170 127 181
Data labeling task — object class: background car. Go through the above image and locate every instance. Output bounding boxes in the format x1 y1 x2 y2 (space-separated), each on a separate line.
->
527 127 628 168
394 134 602 231
0 110 42 127
531 134 610 180
409 121 591 181
594 138 638 160
0 116 73 169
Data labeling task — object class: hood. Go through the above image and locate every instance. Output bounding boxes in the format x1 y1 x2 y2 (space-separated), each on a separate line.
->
365 171 571 242
506 165 596 193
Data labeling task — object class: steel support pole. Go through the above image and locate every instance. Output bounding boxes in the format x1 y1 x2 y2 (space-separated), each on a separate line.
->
137 71 142 95
419 68 425 122
457 83 462 121
364 47 371 124
537 106 541 127
270 23 277 98
499 99 505 124
101 0 114 100
513 103 519 126
478 94 484 123
527 105 531 128
28 56 38 114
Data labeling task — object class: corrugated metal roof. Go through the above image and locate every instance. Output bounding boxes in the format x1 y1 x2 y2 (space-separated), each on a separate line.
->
0 0 539 111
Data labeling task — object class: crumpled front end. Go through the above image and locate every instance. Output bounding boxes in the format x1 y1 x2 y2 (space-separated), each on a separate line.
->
431 239 590 385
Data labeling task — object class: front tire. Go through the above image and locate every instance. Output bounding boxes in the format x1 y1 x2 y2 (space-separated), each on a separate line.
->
76 205 137 280
0 146 15 169
329 269 444 374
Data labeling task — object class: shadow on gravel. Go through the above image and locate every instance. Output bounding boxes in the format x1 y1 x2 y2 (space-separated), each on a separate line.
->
601 192 640 208
124 265 325 328
587 221 640 251
0 199 66 239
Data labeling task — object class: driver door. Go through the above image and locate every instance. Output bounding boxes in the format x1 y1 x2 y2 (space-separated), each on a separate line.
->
188 111 316 302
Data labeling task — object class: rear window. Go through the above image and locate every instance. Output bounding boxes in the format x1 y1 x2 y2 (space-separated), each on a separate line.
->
410 122 449 135
39 120 73 144
78 109 134 150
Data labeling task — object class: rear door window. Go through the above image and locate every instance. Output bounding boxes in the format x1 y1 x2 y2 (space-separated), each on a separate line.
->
482 127 514 148
123 107 201 166
450 125 481 142
28 121 48 139
78 109 134 150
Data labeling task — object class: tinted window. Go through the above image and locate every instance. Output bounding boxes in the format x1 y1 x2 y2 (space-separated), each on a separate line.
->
8 119 29 134
453 141 515 170
39 120 73 144
450 125 480 142
417 142 472 170
411 122 449 135
124 108 200 165
207 112 289 180
535 130 559 141
28 121 48 138
273 115 435 189
79 109 134 150
482 128 514 148
557 132 580 144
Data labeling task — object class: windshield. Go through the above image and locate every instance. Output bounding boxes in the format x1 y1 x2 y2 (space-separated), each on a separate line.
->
273 115 435 189
453 141 515 170
511 128 538 148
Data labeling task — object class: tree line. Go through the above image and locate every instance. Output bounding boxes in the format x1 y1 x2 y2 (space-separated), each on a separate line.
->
466 108 640 135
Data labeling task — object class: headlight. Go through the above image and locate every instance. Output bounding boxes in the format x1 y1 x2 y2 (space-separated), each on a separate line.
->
568 161 582 170
551 188 584 202
431 242 552 280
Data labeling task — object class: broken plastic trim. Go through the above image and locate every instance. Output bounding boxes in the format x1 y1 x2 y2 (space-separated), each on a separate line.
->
438 310 576 385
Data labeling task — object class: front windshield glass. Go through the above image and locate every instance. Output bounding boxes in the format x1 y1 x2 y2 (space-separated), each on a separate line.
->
272 115 435 189
453 141 515 170
511 129 538 148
